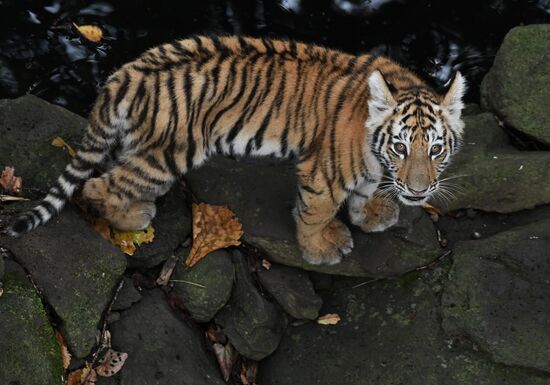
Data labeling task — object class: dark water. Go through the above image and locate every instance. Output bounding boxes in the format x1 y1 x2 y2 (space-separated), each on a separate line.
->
1 0 549 116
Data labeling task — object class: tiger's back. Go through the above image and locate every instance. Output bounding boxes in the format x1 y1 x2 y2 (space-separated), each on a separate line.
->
9 35 465 266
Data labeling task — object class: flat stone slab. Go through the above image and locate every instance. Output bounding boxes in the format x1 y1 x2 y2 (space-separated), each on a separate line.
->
0 260 64 385
481 24 550 145
442 218 550 372
1 205 126 359
441 113 550 213
186 157 441 278
259 271 550 385
103 289 224 385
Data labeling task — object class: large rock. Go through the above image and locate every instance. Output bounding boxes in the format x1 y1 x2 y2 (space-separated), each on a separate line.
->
257 264 322 320
172 249 234 322
102 289 225 385
442 219 550 372
186 157 441 277
481 25 550 145
1 205 126 358
0 95 85 197
441 113 550 212
215 251 286 360
259 271 550 385
0 260 64 385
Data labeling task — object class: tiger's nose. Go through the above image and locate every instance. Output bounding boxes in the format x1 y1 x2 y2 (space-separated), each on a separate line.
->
409 187 428 196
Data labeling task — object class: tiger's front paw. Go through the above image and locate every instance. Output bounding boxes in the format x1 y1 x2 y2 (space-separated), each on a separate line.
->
297 219 353 265
349 195 400 233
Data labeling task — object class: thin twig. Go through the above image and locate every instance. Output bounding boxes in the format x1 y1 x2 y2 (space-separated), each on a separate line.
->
170 279 206 289
0 195 29 202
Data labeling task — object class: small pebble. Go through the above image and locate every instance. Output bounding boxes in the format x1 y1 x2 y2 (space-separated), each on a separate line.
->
472 231 481 239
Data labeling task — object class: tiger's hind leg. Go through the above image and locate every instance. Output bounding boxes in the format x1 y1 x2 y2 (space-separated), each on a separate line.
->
82 154 176 231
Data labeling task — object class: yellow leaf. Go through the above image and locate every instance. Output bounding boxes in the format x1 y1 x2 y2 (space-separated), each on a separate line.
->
317 313 341 325
51 136 77 158
186 203 243 268
110 225 155 256
73 23 103 43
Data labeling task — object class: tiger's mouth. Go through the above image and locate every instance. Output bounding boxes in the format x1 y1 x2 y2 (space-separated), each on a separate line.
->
399 194 429 206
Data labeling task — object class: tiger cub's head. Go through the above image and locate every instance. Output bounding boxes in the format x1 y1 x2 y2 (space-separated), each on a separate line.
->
366 70 466 206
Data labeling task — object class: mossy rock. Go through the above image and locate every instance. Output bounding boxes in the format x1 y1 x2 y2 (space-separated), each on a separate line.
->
481 24 550 145
172 249 234 322
442 218 550 372
0 264 64 385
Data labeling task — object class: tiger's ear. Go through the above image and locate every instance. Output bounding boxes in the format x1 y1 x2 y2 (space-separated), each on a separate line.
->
366 70 396 129
442 72 466 129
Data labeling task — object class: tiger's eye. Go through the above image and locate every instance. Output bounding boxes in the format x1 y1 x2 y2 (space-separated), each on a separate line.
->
394 143 406 155
430 144 442 155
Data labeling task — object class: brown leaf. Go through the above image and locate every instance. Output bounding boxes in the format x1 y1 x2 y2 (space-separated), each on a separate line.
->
240 360 258 385
54 330 71 370
186 203 243 267
73 23 103 42
212 342 237 382
96 348 128 377
422 202 440 222
51 136 77 158
0 166 23 196
317 313 341 325
67 364 96 385
261 259 272 270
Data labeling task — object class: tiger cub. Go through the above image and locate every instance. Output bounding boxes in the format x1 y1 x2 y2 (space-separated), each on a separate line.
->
8 35 466 265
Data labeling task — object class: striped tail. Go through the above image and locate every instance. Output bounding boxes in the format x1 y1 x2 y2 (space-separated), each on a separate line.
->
7 136 108 237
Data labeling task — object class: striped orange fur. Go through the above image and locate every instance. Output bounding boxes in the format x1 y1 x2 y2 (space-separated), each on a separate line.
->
8 35 466 265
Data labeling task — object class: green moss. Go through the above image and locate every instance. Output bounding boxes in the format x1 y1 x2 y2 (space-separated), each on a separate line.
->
0 274 64 385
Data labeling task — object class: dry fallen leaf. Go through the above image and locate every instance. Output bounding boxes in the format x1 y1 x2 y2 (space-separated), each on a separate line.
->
317 313 341 325
73 23 103 42
261 259 272 270
111 225 155 256
0 166 23 196
213 342 237 382
54 330 71 370
422 202 441 222
96 348 128 377
186 203 243 267
51 136 77 158
67 364 96 385
240 360 258 385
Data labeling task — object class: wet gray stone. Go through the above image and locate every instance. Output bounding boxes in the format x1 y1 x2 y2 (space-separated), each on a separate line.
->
481 25 550 145
0 260 64 385
186 157 441 277
1 206 126 359
441 113 550 213
215 251 286 360
258 264 322 320
259 271 550 385
442 218 550 372
0 95 85 198
172 249 234 322
102 289 225 385
112 277 142 312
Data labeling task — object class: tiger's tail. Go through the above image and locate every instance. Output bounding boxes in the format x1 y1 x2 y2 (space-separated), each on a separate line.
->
7 130 110 237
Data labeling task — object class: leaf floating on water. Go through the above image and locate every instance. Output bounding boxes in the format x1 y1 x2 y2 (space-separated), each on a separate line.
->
317 313 341 325
51 136 77 158
0 166 23 196
186 203 243 268
73 23 103 42
96 348 128 377
54 330 71 370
